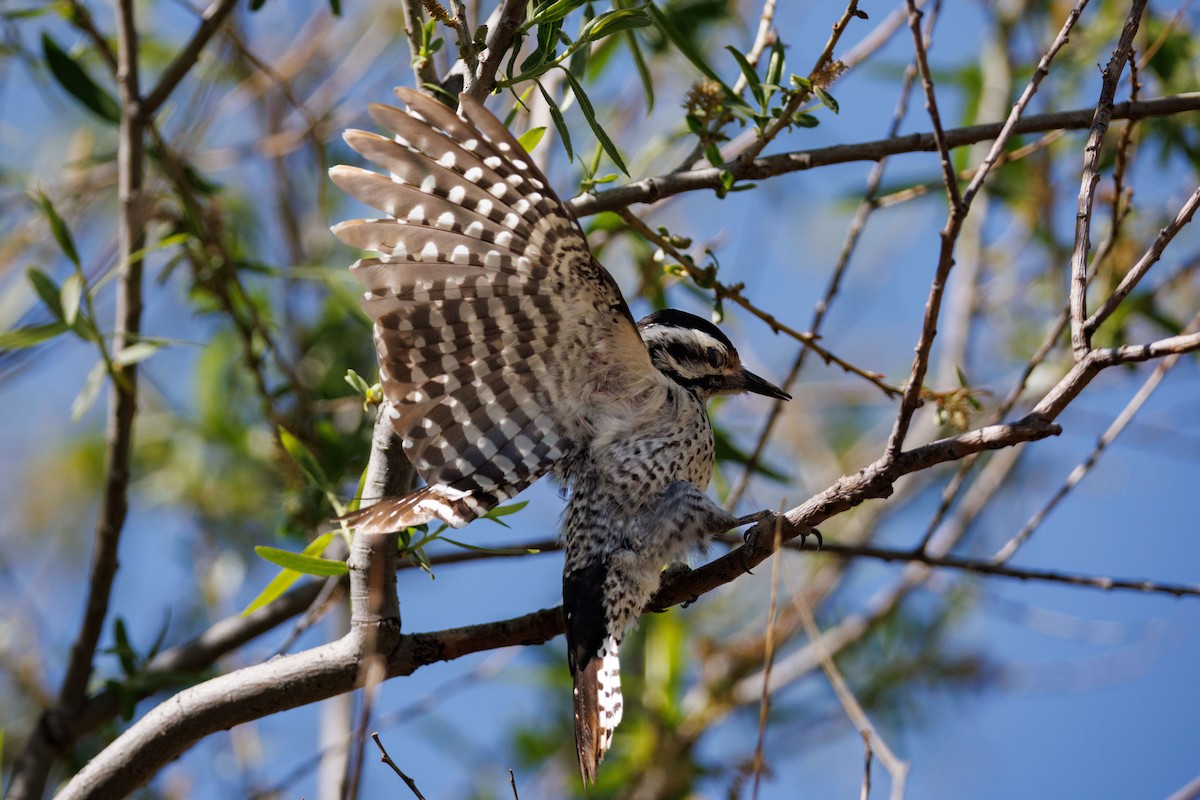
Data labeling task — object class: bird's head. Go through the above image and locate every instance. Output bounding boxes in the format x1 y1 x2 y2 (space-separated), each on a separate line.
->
637 309 790 402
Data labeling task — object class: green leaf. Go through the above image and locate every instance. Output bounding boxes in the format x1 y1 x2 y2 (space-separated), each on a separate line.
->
114 341 163 367
60 273 83 326
254 546 348 577
527 0 588 27
704 142 723 167
439 537 543 556
32 190 81 267
71 361 106 422
792 112 820 128
517 126 547 153
579 8 652 43
279 427 331 493
0 322 69 349
765 41 784 89
537 81 573 162
111 617 139 677
622 21 654 111
560 68 628 176
41 34 120 124
725 46 763 105
243 532 339 614
814 85 839 114
27 267 64 320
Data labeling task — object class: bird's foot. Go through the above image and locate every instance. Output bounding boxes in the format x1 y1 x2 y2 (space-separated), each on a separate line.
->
658 562 700 608
734 511 823 573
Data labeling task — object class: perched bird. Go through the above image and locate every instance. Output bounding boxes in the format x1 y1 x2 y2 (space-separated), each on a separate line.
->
331 89 791 784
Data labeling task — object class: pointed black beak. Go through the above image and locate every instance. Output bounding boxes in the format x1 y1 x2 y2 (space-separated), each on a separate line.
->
739 369 791 401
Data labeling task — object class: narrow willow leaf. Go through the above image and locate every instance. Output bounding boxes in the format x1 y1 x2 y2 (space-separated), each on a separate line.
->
725 46 763 106
243 532 338 614
71 361 106 421
111 617 138 677
60 273 83 326
527 0 587 27
439 537 543 556
32 190 81 267
580 7 651 43
517 126 547 152
40 34 120 124
0 322 69 349
254 546 349 577
114 341 163 367
486 500 529 519
26 268 64 320
278 427 334 500
560 68 628 176
814 86 839 114
624 28 655 111
537 81 573 161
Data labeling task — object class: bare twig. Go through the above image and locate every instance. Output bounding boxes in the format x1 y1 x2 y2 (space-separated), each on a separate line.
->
141 0 241 116
861 736 873 800
371 733 428 800
1085 184 1200 336
814 541 1200 599
903 0 960 210
791 579 908 800
750 515 784 800
1069 0 1148 359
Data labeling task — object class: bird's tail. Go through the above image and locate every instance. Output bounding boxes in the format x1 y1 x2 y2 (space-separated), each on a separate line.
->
564 560 624 785
572 633 623 785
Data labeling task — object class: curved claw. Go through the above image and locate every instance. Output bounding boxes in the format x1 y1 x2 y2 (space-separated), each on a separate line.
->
799 528 824 551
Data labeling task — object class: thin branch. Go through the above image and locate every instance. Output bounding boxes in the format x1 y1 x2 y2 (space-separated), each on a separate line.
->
814 542 1200 599
735 0 867 164
566 94 1200 217
750 516 785 800
141 0 241 116
1069 0 1148 359
790 579 908 800
8 4 147 797
465 0 526 99
1084 184 1200 336
616 208 902 399
996 308 1200 562
883 0 1089 462
903 0 961 211
727 11 933 508
399 0 440 88
372 733 427 799
730 0 779 97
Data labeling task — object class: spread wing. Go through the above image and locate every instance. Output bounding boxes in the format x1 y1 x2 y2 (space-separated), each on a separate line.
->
331 89 660 532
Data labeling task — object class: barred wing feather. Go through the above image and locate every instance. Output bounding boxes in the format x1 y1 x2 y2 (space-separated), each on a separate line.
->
331 89 656 532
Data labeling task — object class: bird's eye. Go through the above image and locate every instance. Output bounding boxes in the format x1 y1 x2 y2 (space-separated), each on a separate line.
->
706 347 721 368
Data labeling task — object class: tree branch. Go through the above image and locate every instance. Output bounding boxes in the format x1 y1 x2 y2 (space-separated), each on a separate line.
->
141 0 241 116
565 93 1200 217
1069 0 1148 359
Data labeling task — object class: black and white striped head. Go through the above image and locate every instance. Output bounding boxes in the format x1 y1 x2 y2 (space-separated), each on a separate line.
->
637 309 790 401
